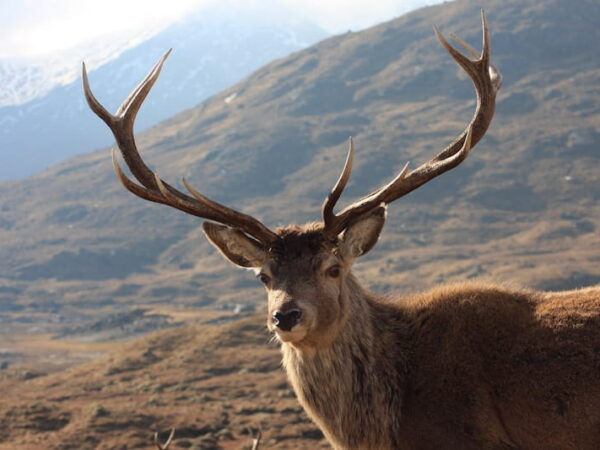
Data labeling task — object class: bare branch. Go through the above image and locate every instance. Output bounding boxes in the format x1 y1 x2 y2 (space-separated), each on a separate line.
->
154 428 175 450
251 429 262 450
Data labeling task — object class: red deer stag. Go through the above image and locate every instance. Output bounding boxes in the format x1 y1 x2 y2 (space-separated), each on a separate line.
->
84 13 600 450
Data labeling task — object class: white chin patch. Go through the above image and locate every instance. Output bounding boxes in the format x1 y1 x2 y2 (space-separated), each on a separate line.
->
275 327 307 343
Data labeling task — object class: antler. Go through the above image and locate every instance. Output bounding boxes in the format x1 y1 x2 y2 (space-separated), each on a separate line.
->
322 11 502 237
82 50 277 246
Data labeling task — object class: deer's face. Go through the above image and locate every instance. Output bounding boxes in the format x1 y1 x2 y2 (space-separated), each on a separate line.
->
203 207 386 347
257 229 347 345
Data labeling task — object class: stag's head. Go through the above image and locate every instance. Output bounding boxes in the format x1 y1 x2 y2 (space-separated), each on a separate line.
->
83 12 501 347
203 205 387 346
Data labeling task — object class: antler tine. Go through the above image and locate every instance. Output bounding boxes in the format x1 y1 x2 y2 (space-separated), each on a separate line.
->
111 149 165 204
449 32 480 59
154 428 175 450
322 137 355 232
116 49 172 122
323 12 501 237
83 51 278 245
480 10 490 67
82 62 113 126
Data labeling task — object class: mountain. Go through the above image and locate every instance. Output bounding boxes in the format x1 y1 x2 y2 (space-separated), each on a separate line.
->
0 0 599 346
0 29 157 108
0 1 328 179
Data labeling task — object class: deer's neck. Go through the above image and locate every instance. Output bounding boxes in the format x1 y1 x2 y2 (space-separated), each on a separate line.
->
281 275 410 449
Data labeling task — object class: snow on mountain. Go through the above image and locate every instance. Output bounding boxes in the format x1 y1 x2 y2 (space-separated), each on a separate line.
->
0 2 328 179
0 28 159 108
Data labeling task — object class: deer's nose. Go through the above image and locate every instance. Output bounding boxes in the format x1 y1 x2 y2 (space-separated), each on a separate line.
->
272 309 302 331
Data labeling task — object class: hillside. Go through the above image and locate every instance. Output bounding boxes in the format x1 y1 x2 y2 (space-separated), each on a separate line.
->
0 317 329 449
0 0 599 363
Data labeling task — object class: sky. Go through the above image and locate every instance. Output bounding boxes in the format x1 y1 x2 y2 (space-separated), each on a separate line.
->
0 0 445 59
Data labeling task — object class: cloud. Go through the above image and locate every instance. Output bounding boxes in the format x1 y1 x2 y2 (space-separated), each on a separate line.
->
0 0 445 58
0 0 210 58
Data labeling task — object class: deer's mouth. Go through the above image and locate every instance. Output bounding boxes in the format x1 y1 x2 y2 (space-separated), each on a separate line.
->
273 325 308 343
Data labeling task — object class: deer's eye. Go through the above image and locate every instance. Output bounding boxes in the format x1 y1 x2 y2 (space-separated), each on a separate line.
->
326 265 341 278
257 273 271 285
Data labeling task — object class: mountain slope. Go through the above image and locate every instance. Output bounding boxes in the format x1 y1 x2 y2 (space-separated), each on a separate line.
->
0 0 598 335
0 2 327 179
0 317 328 449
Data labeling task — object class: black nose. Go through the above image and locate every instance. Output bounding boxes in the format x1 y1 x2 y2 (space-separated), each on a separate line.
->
272 309 302 331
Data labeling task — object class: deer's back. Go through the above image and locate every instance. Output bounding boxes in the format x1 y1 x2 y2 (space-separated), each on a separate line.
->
399 283 600 449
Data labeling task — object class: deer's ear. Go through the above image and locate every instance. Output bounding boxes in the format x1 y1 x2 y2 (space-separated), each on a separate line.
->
339 206 386 259
202 222 267 268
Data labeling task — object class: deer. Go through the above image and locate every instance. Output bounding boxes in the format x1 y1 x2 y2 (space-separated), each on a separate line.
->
83 12 600 450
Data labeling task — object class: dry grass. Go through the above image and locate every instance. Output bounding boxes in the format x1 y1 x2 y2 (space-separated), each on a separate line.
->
0 317 328 449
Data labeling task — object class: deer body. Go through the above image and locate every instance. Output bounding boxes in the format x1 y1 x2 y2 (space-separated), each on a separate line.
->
84 12 600 450
280 271 600 449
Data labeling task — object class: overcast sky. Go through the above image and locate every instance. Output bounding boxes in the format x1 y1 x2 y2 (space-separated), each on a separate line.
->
0 0 446 59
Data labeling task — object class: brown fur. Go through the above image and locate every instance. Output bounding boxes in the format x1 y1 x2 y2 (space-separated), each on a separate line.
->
206 221 600 449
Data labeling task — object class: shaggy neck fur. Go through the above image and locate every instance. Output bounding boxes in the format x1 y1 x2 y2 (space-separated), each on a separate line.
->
281 274 411 449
